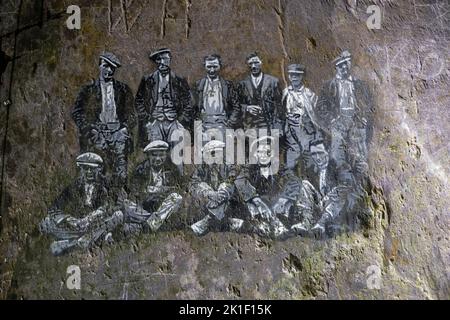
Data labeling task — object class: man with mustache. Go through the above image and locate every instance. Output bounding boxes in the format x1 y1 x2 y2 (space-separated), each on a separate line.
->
71 52 136 186
135 48 192 147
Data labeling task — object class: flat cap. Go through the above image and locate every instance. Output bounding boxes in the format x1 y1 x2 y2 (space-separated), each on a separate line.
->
149 48 171 61
287 63 306 74
76 152 104 167
144 140 170 152
202 140 226 154
332 50 352 66
99 52 121 68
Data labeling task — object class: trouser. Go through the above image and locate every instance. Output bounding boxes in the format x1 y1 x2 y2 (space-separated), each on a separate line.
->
122 193 182 235
330 115 367 169
314 184 365 232
285 117 321 170
86 126 130 185
40 208 124 255
146 119 185 145
190 183 243 235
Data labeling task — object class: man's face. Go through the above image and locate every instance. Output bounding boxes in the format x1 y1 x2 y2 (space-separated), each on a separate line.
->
99 60 116 82
205 58 221 79
157 53 171 73
80 164 102 183
247 57 262 76
336 61 351 79
288 72 304 88
310 145 329 170
148 150 168 169
255 145 273 167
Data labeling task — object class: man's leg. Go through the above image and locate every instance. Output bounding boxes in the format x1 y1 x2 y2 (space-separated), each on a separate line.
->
291 180 319 233
285 125 302 170
109 128 129 186
147 119 165 142
146 193 183 232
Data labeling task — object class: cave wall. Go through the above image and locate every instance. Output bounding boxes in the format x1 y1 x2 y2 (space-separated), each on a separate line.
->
0 0 449 299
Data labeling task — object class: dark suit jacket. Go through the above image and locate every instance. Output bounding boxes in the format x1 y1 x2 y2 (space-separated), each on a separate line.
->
192 77 241 128
234 165 301 204
72 79 136 151
135 70 192 145
129 160 184 212
48 177 112 219
238 74 283 131
316 77 374 144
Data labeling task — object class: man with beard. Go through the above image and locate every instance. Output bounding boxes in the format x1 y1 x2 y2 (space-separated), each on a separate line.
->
72 52 136 186
189 140 243 236
235 136 297 239
122 140 183 235
39 153 123 255
135 48 192 147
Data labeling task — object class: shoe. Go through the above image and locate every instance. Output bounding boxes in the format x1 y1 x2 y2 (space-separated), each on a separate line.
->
104 232 114 244
146 216 164 232
311 223 325 238
191 216 211 236
229 218 244 232
291 222 309 236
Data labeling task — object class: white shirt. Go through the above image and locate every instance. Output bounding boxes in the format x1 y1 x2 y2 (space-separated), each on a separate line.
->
84 183 95 206
260 166 273 179
251 73 263 88
285 85 306 115
159 73 170 90
336 75 357 112
203 77 224 114
100 81 118 123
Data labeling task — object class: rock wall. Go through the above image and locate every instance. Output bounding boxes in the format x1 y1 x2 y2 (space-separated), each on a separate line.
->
0 0 449 299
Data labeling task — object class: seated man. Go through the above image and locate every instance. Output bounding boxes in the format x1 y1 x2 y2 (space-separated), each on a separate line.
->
282 139 352 237
39 153 123 256
308 140 368 236
280 140 340 235
122 140 183 235
190 140 243 236
235 136 297 239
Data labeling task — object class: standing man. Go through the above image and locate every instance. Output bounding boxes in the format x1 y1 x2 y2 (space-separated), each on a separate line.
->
135 48 192 147
316 50 374 229
239 52 283 134
282 64 323 170
72 52 136 186
193 54 241 133
39 153 123 255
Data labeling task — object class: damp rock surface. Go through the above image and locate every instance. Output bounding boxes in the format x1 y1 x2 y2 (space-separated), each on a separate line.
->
0 0 449 299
